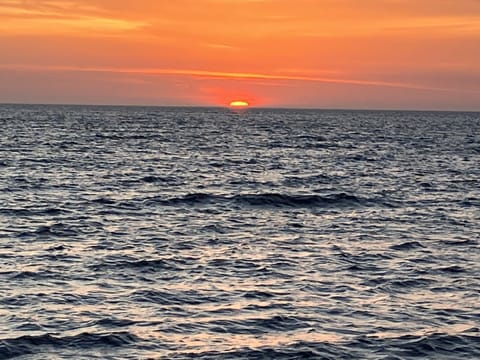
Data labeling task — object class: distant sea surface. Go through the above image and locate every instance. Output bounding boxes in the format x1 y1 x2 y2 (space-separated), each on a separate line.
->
1 104 479 359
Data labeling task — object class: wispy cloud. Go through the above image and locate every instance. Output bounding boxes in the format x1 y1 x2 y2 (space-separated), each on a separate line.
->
1 63 478 94
203 43 241 50
0 0 147 34
382 15 480 34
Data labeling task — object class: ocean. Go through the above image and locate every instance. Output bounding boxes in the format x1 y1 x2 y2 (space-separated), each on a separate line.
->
0 104 479 359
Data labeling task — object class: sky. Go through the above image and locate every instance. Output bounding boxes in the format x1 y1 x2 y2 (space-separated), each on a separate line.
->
1 0 480 110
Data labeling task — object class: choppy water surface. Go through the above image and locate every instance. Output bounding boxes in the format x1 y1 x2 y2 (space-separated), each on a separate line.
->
1 105 479 359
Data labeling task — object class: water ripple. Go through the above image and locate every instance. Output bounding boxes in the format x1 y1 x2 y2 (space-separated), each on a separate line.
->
1 105 479 359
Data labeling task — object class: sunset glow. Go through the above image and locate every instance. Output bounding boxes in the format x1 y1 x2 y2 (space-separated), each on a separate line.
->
1 0 479 110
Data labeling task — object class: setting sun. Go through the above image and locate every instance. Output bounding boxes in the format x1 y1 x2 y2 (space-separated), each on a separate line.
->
229 100 249 108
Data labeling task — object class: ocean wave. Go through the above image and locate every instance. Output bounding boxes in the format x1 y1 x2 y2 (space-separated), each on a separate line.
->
440 239 477 246
362 331 480 358
436 265 466 273
207 315 312 334
143 192 375 208
7 270 60 281
0 207 66 217
140 175 176 184
170 345 331 360
90 318 137 328
160 331 480 359
242 290 276 299
88 192 393 210
89 258 186 273
461 197 480 207
130 289 218 306
390 241 425 251
17 223 78 238
0 331 139 359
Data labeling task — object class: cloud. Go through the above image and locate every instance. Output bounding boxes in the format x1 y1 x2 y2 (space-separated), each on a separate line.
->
1 63 478 94
382 15 480 34
0 0 147 35
203 43 241 50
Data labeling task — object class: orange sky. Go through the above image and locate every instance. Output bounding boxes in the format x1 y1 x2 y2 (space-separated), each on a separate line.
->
1 0 479 110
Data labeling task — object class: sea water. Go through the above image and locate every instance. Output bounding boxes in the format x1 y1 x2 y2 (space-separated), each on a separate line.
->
0 105 479 359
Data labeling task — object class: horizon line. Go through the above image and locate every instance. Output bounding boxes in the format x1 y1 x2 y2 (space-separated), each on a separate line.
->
1 101 479 113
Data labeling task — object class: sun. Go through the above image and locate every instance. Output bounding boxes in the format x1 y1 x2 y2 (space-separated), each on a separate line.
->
229 100 249 108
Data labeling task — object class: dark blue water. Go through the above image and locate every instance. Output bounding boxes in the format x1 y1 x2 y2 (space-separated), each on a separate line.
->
1 105 479 359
